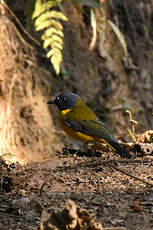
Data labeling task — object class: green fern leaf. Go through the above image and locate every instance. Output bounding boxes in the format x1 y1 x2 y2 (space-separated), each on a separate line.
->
51 53 62 74
43 35 63 49
47 48 61 58
41 27 64 40
43 37 53 49
50 34 63 44
33 0 67 75
35 10 67 26
32 0 62 19
35 19 63 31
51 41 63 50
108 20 128 57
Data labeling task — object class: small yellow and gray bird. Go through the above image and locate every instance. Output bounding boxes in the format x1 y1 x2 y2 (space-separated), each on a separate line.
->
48 93 132 159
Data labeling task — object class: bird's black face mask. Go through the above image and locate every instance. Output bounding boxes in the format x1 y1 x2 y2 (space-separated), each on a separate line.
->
47 93 79 111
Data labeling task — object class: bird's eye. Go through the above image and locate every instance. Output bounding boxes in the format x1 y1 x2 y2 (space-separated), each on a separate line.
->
57 96 60 100
63 97 66 101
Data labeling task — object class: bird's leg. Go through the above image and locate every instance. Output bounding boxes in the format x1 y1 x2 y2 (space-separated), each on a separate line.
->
91 142 100 151
75 141 92 155
91 142 108 152
90 142 101 155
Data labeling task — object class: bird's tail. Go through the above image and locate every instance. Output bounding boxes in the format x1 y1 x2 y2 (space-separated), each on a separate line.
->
103 138 132 159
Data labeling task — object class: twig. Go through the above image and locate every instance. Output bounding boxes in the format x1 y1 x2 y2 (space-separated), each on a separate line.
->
125 110 138 142
109 163 153 187
86 158 153 168
1 0 40 46
0 211 22 219
89 9 97 51
39 179 47 196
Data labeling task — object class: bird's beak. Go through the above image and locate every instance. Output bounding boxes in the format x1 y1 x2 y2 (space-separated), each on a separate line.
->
47 100 54 104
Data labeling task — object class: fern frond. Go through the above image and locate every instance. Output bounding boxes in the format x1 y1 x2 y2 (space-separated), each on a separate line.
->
51 53 62 74
47 48 61 58
35 10 67 25
43 35 63 49
32 0 62 19
51 42 63 50
108 20 128 58
32 0 67 75
35 19 63 31
41 27 64 40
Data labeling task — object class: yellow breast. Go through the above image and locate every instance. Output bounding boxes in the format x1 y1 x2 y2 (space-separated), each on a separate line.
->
59 117 94 142
59 101 99 142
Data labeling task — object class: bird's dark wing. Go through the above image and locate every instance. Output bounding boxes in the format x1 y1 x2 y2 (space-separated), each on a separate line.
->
63 119 114 140
63 119 132 159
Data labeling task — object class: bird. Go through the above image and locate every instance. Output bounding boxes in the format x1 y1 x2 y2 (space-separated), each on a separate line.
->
47 93 132 159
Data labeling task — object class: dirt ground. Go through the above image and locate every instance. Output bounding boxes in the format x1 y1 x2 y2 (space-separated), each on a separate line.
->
1 149 153 230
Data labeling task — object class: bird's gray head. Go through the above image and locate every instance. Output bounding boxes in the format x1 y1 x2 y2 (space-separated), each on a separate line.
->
47 93 79 111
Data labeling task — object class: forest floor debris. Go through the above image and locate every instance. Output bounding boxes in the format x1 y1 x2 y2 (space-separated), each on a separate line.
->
0 150 153 229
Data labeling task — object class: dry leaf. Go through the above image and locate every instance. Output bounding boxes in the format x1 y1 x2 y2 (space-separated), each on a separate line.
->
40 200 103 230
